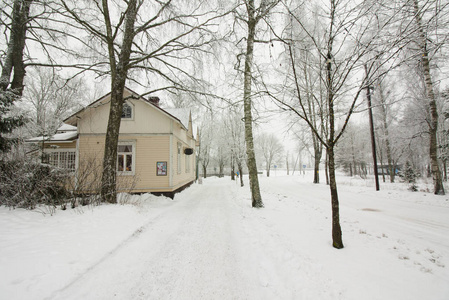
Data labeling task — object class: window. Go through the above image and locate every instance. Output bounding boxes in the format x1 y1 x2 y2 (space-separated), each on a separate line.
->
122 103 132 119
117 143 134 174
46 150 76 171
177 142 181 174
185 153 190 173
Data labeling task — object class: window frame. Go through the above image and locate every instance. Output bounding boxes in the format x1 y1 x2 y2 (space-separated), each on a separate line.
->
44 149 76 171
185 151 190 173
121 102 134 120
177 142 182 174
117 141 136 176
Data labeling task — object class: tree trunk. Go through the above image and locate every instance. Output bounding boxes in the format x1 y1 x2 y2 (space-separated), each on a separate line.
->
378 81 395 183
219 162 224 177
243 3 263 208
378 147 386 182
328 145 344 249
202 164 207 178
292 154 298 175
0 0 32 96
231 155 235 180
325 150 329 185
413 0 444 195
100 0 138 203
365 74 379 191
351 140 357 177
100 81 126 203
327 59 344 248
313 139 321 184
443 159 447 182
326 11 343 247
238 162 244 187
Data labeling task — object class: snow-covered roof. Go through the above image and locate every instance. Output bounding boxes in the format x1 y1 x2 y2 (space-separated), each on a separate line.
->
57 124 77 132
26 123 78 143
164 108 190 129
164 108 197 139
26 131 78 143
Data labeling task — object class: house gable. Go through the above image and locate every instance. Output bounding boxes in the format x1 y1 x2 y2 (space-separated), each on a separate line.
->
66 87 188 136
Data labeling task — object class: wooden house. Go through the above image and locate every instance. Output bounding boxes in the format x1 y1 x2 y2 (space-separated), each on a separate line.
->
27 87 197 196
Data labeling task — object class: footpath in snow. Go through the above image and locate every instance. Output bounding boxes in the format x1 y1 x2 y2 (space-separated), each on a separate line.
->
1 173 448 300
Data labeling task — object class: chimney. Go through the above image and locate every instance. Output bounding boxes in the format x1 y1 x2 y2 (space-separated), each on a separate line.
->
149 96 160 107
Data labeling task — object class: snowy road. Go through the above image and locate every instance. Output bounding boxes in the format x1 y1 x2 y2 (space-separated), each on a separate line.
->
45 177 344 300
47 180 254 299
1 174 449 300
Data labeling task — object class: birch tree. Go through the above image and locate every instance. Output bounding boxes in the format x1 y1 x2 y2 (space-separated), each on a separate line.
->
373 73 401 183
198 114 215 178
224 108 247 186
235 0 280 208
258 132 283 177
21 67 87 136
407 0 447 195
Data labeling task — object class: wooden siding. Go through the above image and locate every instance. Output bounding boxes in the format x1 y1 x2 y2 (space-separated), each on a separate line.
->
132 135 170 191
72 88 196 193
172 136 196 189
76 135 105 193
78 92 172 135
77 134 183 193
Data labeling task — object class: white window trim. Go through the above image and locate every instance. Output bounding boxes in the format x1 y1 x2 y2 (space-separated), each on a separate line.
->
177 142 182 174
44 149 76 171
117 140 136 176
185 152 190 173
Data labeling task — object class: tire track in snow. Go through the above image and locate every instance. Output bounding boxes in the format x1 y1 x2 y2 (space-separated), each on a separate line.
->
47 180 253 300
44 197 194 300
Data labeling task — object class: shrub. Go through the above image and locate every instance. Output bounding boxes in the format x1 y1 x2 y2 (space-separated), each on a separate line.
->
398 161 418 192
0 158 70 209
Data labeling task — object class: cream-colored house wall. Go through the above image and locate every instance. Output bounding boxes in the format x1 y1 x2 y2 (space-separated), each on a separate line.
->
77 93 172 135
130 135 170 192
172 134 196 189
64 87 196 193
120 101 171 134
77 134 173 192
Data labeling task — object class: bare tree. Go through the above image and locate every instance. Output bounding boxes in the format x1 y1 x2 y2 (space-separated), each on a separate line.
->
235 0 280 208
271 0 406 248
257 132 283 177
336 122 370 177
21 67 87 136
198 114 215 178
372 72 401 183
56 1 229 203
283 10 327 183
408 0 447 195
223 108 247 186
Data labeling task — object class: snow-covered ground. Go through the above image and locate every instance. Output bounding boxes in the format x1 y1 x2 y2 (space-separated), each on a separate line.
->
1 172 448 300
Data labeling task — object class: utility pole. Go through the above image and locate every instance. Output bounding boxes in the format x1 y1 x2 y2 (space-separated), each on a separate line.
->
365 65 380 191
